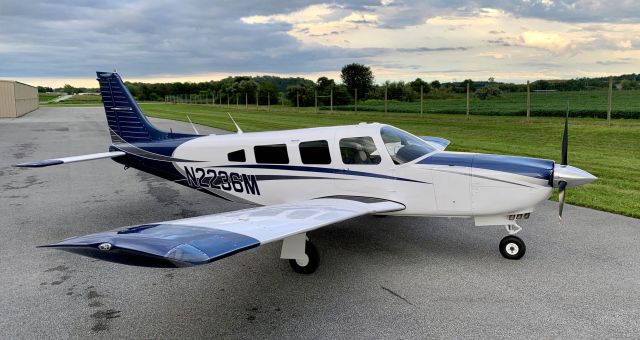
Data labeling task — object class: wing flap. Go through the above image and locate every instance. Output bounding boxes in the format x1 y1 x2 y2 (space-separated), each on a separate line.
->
43 198 404 267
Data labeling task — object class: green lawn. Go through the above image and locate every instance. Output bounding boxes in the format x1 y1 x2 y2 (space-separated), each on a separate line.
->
333 90 640 118
138 102 640 218
38 93 60 103
43 94 102 105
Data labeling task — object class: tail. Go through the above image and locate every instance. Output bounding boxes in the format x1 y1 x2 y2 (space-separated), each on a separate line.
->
97 71 168 143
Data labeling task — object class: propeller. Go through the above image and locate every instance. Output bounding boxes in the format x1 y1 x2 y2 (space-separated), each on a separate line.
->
558 104 569 222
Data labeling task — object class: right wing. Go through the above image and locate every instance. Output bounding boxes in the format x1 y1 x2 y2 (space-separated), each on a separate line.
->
43 197 405 267
420 136 450 150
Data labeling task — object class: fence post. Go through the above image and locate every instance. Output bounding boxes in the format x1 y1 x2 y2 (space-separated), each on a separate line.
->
384 86 388 114
315 90 318 113
268 93 270 112
296 91 300 112
526 80 531 121
355 88 358 113
466 82 470 120
330 87 333 113
420 85 423 116
256 91 259 110
236 94 239 109
608 76 613 126
245 93 248 109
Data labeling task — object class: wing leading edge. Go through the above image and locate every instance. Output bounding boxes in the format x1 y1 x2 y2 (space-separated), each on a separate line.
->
43 198 404 268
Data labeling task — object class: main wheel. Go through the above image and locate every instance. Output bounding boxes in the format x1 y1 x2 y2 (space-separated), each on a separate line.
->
289 240 319 274
499 235 526 260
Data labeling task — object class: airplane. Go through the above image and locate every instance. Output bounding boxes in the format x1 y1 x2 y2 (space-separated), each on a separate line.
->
15 71 597 273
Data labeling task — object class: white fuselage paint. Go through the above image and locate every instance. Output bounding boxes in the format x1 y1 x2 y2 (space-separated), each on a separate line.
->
170 123 552 225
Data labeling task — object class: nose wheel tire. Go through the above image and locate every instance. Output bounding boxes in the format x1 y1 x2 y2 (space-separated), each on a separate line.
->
289 240 319 274
499 235 526 260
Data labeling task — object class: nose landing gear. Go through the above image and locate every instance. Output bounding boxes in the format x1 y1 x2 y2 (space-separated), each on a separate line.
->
499 223 526 260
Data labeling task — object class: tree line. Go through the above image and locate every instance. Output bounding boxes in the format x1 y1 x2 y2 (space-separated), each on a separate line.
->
40 65 640 107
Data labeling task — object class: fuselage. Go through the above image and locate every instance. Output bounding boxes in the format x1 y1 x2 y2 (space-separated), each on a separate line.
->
110 123 555 220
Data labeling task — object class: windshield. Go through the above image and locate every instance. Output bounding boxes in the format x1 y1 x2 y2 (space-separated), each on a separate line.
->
380 126 435 164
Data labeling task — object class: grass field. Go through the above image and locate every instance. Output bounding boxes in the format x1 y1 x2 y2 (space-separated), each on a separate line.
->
49 94 103 104
332 90 640 118
38 93 60 103
137 102 640 218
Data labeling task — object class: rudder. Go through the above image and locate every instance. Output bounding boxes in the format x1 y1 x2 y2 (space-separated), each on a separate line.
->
97 71 168 143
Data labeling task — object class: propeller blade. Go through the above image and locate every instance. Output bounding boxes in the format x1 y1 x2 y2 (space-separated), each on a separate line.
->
561 104 569 166
558 180 567 222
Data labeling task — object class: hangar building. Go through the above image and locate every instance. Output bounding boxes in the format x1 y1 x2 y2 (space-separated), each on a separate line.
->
0 80 38 118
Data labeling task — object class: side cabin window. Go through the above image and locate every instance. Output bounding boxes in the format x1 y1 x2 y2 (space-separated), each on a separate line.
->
227 149 246 162
254 144 289 164
299 140 331 164
339 137 381 165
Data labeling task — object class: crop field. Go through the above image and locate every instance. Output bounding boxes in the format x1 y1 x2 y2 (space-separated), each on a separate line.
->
332 90 640 118
138 102 640 218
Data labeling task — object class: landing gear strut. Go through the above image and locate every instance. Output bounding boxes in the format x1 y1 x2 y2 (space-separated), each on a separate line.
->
281 233 320 274
499 223 526 260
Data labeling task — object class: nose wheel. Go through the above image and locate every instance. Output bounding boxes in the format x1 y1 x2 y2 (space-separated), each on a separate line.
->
499 235 526 260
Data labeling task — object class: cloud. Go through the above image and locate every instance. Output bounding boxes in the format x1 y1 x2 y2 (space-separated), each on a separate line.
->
520 30 572 54
396 47 468 52
596 59 632 65
1 0 639 86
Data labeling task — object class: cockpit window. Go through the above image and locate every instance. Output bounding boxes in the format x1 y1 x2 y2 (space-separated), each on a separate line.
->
340 136 381 165
380 126 435 164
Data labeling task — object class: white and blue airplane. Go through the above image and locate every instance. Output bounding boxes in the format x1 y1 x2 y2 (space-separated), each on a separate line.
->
16 72 597 273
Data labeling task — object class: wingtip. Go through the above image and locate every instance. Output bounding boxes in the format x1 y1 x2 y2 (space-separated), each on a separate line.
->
13 160 64 168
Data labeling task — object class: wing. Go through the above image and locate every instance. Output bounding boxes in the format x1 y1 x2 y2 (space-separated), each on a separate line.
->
43 197 404 268
14 151 125 167
420 136 450 151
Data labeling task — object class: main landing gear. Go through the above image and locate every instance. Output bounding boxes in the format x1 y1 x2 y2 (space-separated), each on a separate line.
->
280 233 320 274
499 223 526 260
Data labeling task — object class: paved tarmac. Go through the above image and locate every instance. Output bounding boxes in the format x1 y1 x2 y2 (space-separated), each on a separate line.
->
1 107 639 339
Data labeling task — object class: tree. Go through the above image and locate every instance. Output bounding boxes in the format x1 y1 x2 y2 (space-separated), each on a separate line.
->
316 77 335 94
63 84 75 94
430 80 441 89
340 63 374 97
462 79 476 91
258 81 279 104
409 78 430 94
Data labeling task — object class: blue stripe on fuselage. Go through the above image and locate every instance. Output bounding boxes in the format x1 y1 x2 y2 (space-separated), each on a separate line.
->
216 164 427 183
418 152 554 181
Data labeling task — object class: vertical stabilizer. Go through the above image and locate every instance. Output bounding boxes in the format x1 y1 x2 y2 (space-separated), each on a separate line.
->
96 71 168 143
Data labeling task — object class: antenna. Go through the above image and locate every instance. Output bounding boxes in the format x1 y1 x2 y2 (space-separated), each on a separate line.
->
186 115 200 135
227 112 243 134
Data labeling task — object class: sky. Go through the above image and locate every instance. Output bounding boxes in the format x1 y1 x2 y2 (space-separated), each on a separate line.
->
0 0 638 87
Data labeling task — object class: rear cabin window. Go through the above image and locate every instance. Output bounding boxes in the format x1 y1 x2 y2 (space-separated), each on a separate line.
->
299 140 331 164
339 136 381 165
254 144 289 164
227 149 246 162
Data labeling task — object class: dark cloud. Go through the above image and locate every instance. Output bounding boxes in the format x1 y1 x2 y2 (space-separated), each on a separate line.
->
596 60 632 65
487 38 512 47
0 0 637 80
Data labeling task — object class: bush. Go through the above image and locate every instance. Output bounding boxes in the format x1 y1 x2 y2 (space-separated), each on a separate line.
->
475 86 502 100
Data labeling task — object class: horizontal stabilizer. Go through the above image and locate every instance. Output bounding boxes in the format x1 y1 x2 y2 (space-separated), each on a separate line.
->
14 151 126 168
42 198 405 268
420 136 450 150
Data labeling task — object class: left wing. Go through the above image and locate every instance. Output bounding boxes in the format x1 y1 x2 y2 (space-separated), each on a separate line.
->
43 197 404 267
14 151 125 167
